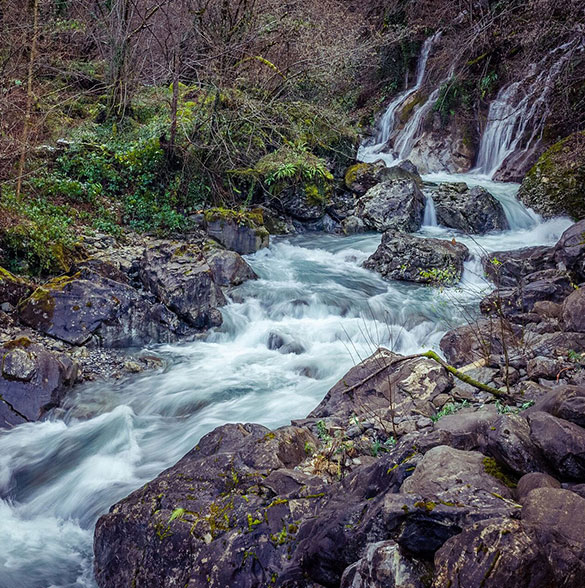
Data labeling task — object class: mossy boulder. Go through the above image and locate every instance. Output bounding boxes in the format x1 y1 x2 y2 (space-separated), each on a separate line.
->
0 266 33 306
204 208 269 254
518 131 585 220
345 160 422 196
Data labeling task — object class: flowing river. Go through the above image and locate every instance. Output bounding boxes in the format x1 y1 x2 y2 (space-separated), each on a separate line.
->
0 173 572 587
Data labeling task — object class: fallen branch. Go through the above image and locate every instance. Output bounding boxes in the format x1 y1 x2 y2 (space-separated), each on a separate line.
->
342 349 514 403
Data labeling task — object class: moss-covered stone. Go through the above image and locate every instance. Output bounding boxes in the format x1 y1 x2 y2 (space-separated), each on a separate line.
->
518 131 585 220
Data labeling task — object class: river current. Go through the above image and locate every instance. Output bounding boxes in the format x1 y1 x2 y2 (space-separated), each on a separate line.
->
0 174 571 588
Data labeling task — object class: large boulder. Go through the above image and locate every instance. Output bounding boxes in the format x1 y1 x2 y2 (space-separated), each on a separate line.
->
19 269 184 347
432 183 509 234
440 319 520 367
433 489 585 588
528 411 585 480
483 246 556 287
518 131 585 220
344 160 422 196
204 209 269 254
352 178 425 233
309 348 452 425
139 242 226 330
562 287 585 333
554 219 585 282
364 230 469 284
0 338 77 428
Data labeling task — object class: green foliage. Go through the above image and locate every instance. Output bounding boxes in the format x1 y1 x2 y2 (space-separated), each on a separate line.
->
480 71 499 99
433 78 473 123
371 437 396 457
495 399 535 415
1 190 78 274
419 265 460 286
431 400 469 422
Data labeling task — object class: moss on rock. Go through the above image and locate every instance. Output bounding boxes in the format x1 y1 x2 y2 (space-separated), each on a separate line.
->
518 131 585 220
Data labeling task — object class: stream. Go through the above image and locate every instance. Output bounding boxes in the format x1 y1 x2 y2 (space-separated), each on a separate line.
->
0 174 571 587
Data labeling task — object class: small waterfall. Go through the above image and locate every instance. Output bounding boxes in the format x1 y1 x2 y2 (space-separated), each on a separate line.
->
394 84 441 160
422 192 438 226
475 40 582 178
358 32 441 164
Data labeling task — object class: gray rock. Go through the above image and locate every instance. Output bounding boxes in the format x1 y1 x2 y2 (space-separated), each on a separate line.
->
354 179 425 233
0 340 78 428
516 472 561 503
483 246 556 287
433 488 585 588
563 287 585 333
529 411 585 480
433 183 509 234
344 160 422 197
340 540 430 588
364 230 468 284
555 219 585 282
205 247 257 287
400 445 514 505
19 269 184 347
206 216 269 254
139 242 226 330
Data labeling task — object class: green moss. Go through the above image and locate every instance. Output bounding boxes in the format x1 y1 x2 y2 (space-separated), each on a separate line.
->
3 337 33 350
414 500 437 511
344 163 369 188
204 207 264 229
399 92 428 124
482 457 517 488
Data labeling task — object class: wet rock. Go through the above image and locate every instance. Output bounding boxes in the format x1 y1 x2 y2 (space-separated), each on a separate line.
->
205 209 269 254
364 230 468 284
0 339 78 428
483 246 556 287
528 411 585 480
554 219 585 282
310 348 452 424
432 183 509 234
19 270 184 347
0 266 33 306
94 423 321 588
139 242 226 330
340 540 430 588
205 247 257 287
433 488 585 588
527 356 562 380
354 178 425 233
341 215 366 235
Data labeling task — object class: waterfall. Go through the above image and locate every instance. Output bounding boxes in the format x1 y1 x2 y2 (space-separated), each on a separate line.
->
358 32 441 164
475 40 582 178
422 192 438 226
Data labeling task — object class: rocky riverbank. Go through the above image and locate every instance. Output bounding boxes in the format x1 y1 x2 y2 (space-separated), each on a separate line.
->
93 218 585 587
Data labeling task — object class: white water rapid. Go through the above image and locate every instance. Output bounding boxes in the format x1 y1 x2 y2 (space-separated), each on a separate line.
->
0 196 571 587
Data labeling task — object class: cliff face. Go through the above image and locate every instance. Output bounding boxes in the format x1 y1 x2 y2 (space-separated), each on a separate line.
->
357 0 585 180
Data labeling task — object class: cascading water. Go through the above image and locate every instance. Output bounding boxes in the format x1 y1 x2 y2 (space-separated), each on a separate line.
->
0 195 572 587
358 32 441 166
0 30 578 588
474 40 583 178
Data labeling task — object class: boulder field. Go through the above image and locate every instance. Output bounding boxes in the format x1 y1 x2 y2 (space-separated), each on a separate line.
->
93 220 585 587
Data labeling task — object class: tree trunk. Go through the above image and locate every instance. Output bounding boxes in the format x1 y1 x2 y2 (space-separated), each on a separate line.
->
16 0 39 200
